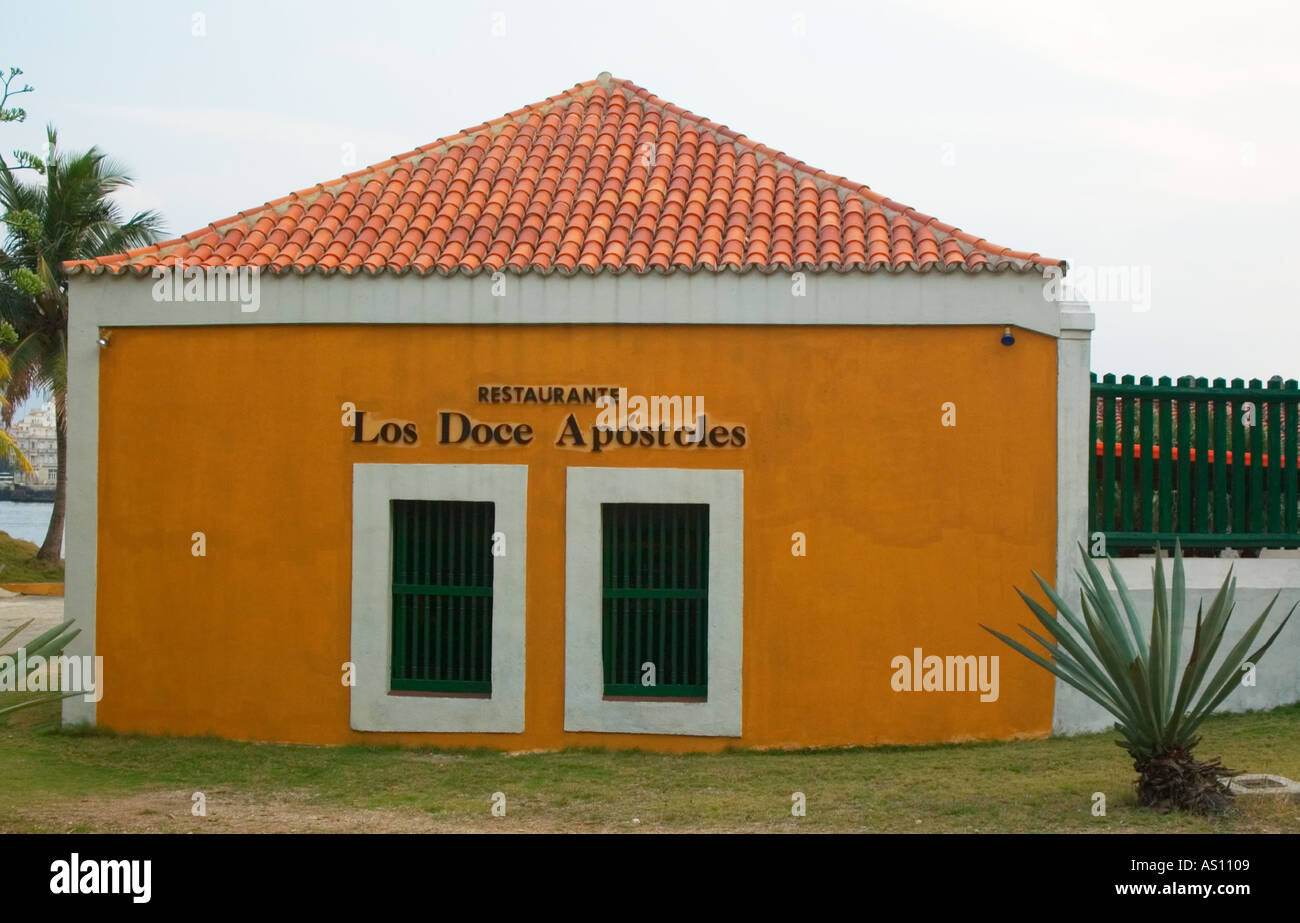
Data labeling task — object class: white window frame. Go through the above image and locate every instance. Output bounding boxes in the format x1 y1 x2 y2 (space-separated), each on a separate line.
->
350 464 527 733
564 467 743 736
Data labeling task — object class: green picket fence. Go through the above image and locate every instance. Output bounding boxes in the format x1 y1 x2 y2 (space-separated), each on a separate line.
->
1090 373 1300 552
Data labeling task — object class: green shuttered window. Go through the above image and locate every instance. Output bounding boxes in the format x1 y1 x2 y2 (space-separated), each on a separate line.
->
390 499 494 694
601 502 709 698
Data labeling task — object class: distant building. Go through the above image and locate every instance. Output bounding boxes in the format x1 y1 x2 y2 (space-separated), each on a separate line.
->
8 400 58 486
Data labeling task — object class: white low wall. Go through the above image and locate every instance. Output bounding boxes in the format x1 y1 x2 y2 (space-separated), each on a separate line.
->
1052 557 1300 735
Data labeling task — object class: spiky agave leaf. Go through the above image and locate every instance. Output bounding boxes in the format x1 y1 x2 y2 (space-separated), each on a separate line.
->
0 690 78 717
986 543 1296 776
1167 544 1187 715
0 617 35 651
13 618 79 662
1181 597 1296 738
1013 586 1126 712
0 617 83 717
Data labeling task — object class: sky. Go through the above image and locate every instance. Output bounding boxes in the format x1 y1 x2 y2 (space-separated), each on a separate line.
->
3 0 1299 421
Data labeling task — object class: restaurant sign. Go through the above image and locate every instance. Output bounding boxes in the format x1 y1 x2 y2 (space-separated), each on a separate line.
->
344 386 746 452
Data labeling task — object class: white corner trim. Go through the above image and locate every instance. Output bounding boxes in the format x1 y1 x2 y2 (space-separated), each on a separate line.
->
1052 321 1094 734
350 464 527 733
62 295 101 726
1059 301 1095 335
564 467 743 736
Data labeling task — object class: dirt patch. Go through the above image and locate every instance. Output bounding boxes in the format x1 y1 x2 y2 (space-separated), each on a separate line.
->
4 784 1296 833
0 594 63 651
5 789 625 834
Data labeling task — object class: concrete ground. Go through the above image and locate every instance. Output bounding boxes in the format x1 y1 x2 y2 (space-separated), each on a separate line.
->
0 590 64 650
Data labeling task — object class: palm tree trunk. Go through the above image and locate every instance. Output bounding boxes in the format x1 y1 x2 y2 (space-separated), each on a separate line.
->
36 404 66 562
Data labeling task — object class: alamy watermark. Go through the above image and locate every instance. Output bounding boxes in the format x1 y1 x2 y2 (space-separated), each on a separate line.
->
595 387 705 436
151 258 261 313
1043 264 1150 312
890 647 999 702
50 853 150 903
0 650 103 701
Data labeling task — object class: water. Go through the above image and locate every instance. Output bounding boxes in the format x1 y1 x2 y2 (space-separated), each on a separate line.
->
0 501 60 551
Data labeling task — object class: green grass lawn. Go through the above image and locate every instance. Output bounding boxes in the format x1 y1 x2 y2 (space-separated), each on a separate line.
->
0 530 63 583
1 697 1298 833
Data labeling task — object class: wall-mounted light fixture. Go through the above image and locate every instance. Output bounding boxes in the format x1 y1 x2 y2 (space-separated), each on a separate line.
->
97 329 112 348
1001 326 1016 347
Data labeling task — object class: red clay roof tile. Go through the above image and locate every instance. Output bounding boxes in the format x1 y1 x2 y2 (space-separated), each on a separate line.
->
66 75 1062 278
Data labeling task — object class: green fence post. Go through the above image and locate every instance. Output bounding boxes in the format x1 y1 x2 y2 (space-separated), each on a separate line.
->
1158 376 1173 532
1139 375 1154 531
1287 379 1299 537
1195 377 1210 533
1231 378 1247 534
1212 377 1228 534
1102 373 1117 533
1268 378 1284 535
1177 376 1194 534
1250 378 1266 532
1121 374 1136 532
1089 372 1099 534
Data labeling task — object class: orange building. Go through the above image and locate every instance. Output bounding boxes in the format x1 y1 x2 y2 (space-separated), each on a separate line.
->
62 75 1095 750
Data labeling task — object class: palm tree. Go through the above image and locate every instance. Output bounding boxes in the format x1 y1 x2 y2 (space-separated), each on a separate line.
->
0 126 164 560
0 320 33 475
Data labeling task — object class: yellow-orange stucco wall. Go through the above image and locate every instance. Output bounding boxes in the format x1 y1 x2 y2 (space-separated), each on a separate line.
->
95 323 1057 750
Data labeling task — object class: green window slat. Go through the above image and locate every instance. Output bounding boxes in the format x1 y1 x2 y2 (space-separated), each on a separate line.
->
635 595 644 687
620 596 629 686
392 593 406 680
633 505 642 682
473 506 483 686
603 510 613 687
657 592 667 679
462 590 473 681
604 587 709 599
449 500 458 682
418 595 428 681
603 684 709 698
390 499 494 694
393 584 493 596
672 601 680 686
483 595 490 682
699 510 709 686
600 502 709 698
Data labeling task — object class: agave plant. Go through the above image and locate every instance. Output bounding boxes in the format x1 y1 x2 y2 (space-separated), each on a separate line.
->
0 616 81 716
983 543 1295 813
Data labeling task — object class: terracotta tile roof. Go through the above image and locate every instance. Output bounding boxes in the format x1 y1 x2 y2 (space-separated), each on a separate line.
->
65 74 1063 278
